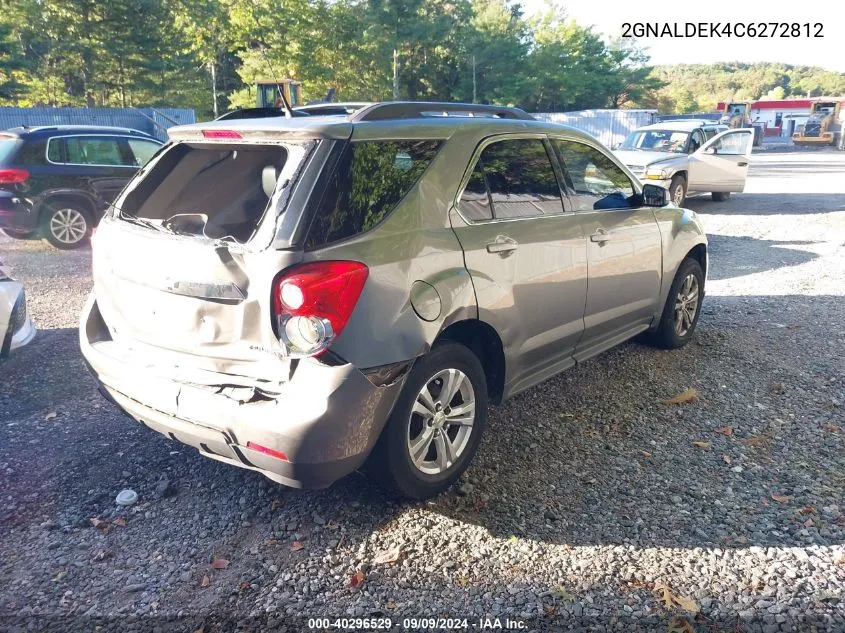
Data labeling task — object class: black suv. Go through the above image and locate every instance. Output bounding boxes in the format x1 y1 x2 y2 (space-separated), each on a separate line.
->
0 126 162 249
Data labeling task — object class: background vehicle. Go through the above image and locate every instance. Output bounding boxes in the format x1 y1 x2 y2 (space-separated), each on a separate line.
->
792 99 845 148
719 102 752 128
216 79 307 121
0 126 163 249
614 121 752 205
0 261 35 359
81 102 708 499
256 78 302 109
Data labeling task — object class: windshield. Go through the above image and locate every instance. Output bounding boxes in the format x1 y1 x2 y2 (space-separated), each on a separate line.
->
620 130 689 153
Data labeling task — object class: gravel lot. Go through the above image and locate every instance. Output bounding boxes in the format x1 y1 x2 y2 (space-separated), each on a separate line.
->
1 151 843 632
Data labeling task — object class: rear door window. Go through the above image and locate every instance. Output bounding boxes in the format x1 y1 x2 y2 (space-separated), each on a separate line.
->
552 139 634 211
473 138 564 219
306 139 442 248
62 136 128 166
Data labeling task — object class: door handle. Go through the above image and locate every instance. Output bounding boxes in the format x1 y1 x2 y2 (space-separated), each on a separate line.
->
590 229 611 244
486 236 518 255
737 161 748 167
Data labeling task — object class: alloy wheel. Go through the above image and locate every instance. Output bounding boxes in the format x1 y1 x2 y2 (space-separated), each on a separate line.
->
674 273 699 336
49 208 88 245
407 368 476 475
673 184 685 206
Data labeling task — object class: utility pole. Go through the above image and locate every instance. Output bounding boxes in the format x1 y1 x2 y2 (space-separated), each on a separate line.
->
209 61 218 119
472 54 477 104
392 48 399 101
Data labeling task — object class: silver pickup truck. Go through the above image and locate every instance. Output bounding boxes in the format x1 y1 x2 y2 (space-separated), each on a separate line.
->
613 120 753 205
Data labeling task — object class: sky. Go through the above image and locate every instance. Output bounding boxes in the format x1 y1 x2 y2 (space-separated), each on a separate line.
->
520 0 845 73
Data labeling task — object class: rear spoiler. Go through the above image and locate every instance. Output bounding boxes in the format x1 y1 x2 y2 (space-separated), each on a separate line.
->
168 120 352 142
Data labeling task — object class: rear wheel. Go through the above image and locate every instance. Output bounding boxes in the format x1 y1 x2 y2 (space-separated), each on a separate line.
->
0 228 37 240
42 201 93 250
669 175 687 206
370 342 488 499
647 257 704 349
711 192 731 202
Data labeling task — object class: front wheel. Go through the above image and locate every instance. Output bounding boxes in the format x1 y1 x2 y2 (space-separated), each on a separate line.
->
42 202 93 250
669 175 687 207
647 257 705 349
711 192 731 202
370 342 488 499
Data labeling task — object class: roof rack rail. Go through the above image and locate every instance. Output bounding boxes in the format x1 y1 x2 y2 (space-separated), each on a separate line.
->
350 101 535 122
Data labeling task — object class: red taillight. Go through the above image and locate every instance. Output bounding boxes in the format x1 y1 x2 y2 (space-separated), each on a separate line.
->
272 261 369 357
0 168 29 184
201 129 243 139
246 441 289 461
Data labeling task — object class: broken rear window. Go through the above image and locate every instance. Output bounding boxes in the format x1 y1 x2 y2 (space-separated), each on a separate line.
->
118 143 288 243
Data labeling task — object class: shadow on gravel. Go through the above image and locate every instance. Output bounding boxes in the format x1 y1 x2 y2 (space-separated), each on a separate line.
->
685 193 845 215
0 328 88 419
2 293 843 603
705 234 820 280
422 293 844 550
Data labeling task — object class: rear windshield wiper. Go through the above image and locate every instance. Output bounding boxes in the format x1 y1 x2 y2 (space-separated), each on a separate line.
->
114 208 174 235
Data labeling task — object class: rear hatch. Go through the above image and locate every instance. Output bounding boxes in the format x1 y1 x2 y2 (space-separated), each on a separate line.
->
90 126 342 387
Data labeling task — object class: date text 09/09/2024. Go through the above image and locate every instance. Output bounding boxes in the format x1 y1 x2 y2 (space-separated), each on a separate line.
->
622 22 823 38
307 617 528 630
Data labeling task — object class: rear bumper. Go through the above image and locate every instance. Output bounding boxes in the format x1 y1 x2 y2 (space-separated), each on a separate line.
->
79 294 407 489
0 192 37 232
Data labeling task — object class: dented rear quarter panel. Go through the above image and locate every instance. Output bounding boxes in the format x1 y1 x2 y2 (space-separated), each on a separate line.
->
306 122 482 369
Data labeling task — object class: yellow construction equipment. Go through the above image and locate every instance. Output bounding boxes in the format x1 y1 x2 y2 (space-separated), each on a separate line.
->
719 102 752 128
792 99 845 148
255 79 302 109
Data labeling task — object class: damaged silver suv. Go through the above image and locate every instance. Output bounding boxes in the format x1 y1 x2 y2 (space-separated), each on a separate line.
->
81 102 708 499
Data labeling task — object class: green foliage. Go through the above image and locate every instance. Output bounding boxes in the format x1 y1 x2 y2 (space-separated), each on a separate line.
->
0 22 27 100
5 1 841 119
0 0 657 115
642 62 845 113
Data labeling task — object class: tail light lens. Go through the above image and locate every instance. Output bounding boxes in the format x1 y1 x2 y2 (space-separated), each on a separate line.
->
0 168 29 184
272 261 368 357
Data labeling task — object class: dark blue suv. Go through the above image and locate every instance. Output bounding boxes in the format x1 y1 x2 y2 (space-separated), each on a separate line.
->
0 126 162 249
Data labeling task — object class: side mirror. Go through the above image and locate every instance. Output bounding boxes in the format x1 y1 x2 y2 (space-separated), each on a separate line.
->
703 146 717 155
641 184 668 207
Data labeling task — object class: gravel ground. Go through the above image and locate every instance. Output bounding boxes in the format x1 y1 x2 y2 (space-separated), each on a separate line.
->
0 151 843 633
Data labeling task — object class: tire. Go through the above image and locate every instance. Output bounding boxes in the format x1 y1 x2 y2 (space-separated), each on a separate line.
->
1 228 37 240
669 175 687 207
711 192 731 202
369 342 488 499
647 257 705 349
41 200 93 250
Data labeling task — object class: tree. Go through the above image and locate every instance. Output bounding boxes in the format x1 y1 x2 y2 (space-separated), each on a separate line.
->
0 22 27 101
642 62 845 113
460 0 529 106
